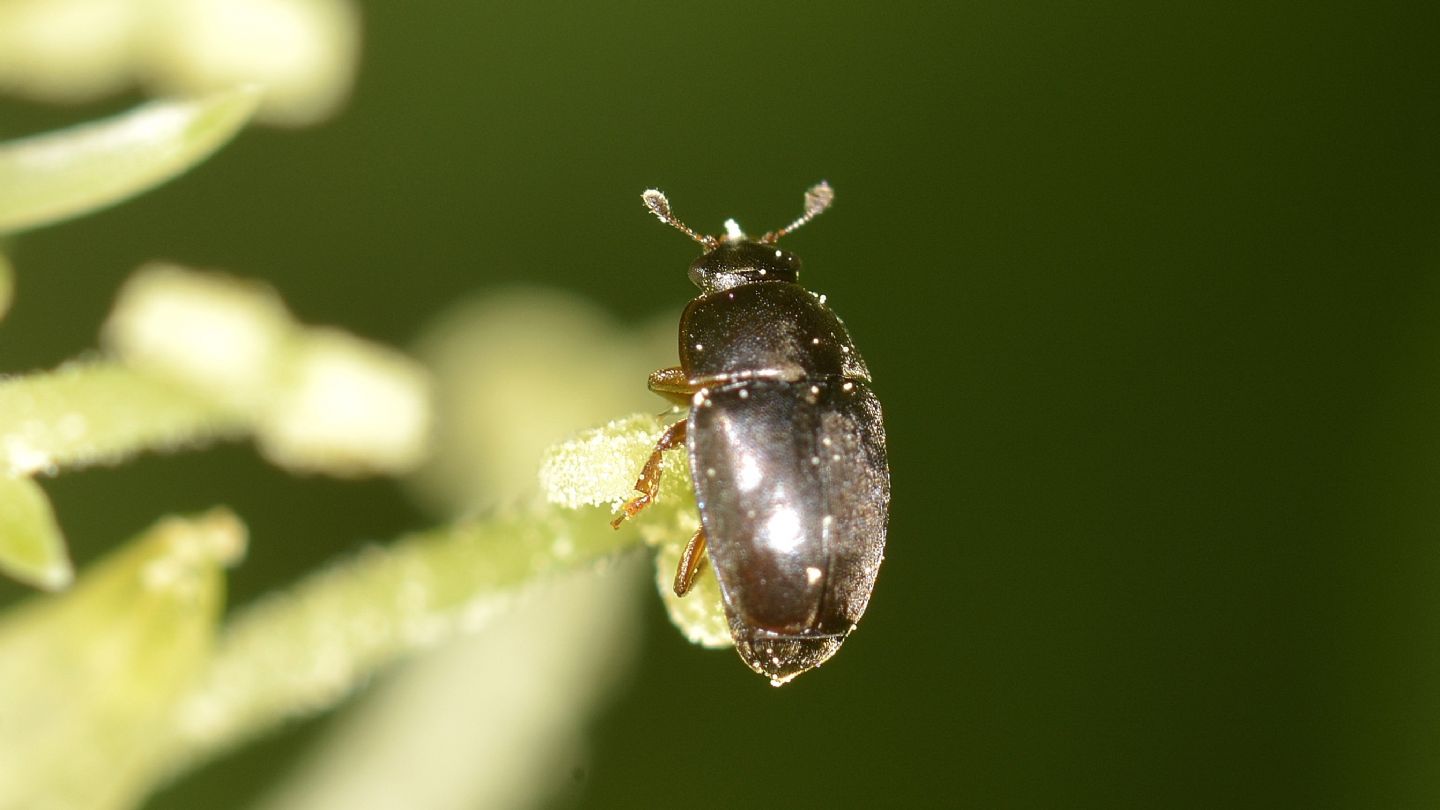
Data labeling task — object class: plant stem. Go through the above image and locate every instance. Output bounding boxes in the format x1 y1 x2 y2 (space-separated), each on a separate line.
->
0 360 246 477
158 504 642 780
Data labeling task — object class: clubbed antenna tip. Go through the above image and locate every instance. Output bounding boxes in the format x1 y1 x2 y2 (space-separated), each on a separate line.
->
804 181 835 219
641 189 715 249
761 181 834 243
641 189 672 222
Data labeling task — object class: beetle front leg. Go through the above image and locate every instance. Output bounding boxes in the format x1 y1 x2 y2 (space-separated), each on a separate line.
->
647 366 695 407
610 418 688 529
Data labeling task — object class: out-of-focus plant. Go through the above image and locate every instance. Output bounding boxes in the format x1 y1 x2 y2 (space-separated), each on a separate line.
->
0 88 263 587
0 37 726 807
0 0 360 126
0 87 261 235
0 509 246 810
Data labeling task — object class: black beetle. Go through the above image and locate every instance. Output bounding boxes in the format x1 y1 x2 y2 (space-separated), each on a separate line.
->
611 183 890 685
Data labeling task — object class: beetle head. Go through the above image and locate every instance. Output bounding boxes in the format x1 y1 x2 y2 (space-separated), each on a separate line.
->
641 182 833 293
686 241 802 292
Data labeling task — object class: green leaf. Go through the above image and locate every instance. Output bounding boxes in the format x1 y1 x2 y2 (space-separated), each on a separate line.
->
0 87 260 234
0 475 71 590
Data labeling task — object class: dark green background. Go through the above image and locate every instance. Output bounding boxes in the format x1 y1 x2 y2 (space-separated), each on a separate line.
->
4 1 1440 807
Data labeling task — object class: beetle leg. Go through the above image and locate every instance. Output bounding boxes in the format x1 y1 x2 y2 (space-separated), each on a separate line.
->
673 526 708 597
610 418 688 529
647 366 696 407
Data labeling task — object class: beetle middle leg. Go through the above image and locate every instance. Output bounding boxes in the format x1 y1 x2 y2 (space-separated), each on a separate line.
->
610 418 688 529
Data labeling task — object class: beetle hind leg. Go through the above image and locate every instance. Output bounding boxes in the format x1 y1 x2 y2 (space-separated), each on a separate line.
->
673 526 708 596
610 418 688 529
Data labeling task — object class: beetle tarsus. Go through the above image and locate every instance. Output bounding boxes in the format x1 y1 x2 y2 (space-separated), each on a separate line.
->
609 493 650 529
609 418 688 529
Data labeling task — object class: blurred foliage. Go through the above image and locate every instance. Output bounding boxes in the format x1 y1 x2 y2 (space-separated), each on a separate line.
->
0 0 358 125
0 9 677 804
0 89 259 233
0 508 243 810
0 474 68 589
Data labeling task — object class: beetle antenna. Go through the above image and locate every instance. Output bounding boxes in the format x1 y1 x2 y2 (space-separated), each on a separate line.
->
642 189 717 250
760 181 834 244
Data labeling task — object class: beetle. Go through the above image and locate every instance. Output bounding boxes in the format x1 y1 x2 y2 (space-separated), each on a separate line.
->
610 182 890 685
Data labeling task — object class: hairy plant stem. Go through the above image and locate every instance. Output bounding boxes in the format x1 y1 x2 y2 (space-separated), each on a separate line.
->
157 504 644 782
